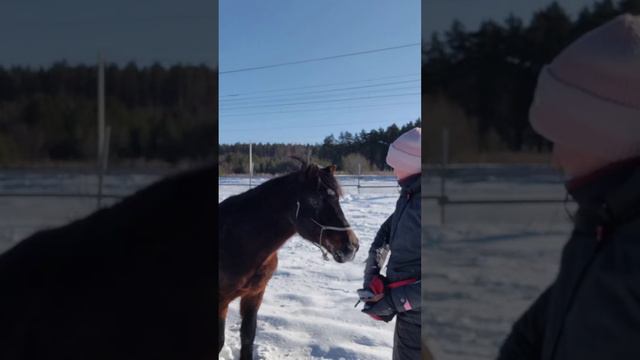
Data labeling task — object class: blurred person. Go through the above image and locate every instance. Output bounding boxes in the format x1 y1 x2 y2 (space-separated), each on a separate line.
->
499 14 640 360
358 127 425 360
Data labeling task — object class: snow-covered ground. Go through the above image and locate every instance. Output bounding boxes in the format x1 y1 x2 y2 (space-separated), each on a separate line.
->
422 165 574 360
219 175 401 360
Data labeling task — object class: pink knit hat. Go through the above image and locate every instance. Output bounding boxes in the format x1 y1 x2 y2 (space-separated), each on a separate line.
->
529 14 640 164
386 127 421 175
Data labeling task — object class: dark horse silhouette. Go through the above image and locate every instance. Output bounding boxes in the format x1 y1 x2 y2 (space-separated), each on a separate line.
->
218 163 359 359
0 165 215 360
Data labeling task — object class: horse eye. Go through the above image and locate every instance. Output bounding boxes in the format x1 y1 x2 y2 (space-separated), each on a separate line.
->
326 189 336 196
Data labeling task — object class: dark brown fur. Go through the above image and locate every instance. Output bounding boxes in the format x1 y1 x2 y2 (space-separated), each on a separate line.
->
0 165 216 360
218 164 358 359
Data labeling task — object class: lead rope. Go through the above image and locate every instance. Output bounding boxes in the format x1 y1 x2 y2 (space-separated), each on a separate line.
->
564 191 576 223
294 200 352 261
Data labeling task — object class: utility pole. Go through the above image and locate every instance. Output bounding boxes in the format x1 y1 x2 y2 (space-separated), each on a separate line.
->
97 53 106 208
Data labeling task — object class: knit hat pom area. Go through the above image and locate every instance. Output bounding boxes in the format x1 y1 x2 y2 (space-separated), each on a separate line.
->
386 127 422 175
529 14 640 164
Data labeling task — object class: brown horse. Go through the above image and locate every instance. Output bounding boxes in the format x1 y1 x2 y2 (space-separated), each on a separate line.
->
218 163 359 359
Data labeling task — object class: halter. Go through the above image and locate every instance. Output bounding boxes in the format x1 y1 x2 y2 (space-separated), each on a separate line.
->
294 200 352 261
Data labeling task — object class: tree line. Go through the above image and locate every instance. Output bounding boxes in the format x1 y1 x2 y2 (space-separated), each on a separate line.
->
0 62 216 165
423 0 640 153
218 119 421 175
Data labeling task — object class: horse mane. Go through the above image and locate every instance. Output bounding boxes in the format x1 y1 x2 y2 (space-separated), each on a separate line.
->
47 164 217 246
110 165 216 229
221 162 343 208
289 157 343 197
114 164 215 211
287 156 343 197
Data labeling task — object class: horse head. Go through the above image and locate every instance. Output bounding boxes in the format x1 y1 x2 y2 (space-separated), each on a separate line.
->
291 162 359 263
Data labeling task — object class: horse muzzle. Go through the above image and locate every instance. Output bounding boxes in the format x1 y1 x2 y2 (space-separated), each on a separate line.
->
332 231 359 263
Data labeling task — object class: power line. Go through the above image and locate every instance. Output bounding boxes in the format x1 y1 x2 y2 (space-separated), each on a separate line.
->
219 92 420 111
219 43 420 74
220 73 419 97
219 101 419 118
219 79 420 103
219 86 420 108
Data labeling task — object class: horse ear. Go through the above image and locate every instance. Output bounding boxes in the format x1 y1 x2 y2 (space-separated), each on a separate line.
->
290 156 307 169
306 164 319 177
323 165 336 175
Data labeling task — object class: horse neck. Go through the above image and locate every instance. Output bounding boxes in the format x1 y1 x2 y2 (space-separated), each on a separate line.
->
241 175 300 259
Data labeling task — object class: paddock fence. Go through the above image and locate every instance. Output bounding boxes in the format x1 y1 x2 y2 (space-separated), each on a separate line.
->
421 129 574 224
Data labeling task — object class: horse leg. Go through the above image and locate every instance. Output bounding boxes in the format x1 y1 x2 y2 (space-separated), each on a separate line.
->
218 303 229 354
239 290 265 360
218 317 225 354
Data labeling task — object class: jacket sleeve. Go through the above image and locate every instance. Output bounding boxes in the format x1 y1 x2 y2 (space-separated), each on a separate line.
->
389 280 421 312
497 284 552 360
363 214 393 288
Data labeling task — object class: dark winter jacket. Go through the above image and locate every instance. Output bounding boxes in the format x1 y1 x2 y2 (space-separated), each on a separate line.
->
499 159 640 360
364 173 421 324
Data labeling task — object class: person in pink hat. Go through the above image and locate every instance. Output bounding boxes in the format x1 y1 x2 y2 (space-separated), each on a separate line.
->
358 127 423 360
499 14 640 360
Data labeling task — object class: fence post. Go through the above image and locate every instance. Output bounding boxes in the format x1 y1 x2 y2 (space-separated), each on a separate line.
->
249 143 253 189
96 54 106 209
357 163 361 194
440 128 449 225
97 126 110 208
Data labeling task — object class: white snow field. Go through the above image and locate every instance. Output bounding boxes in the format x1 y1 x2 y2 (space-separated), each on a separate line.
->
219 175 402 360
422 165 575 360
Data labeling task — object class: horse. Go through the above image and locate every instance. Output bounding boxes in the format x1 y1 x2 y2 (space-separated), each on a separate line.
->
218 162 359 360
0 165 216 360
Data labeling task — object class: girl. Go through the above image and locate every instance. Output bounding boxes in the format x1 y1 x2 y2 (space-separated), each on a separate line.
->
360 127 423 360
499 14 640 360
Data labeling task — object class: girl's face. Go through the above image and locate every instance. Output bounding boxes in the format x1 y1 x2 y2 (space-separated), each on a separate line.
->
393 167 414 181
552 143 609 179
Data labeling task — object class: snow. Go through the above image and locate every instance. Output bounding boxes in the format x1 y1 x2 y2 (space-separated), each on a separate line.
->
219 175 401 360
422 165 574 360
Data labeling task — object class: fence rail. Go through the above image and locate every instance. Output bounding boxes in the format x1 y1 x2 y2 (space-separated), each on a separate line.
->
0 192 125 199
220 174 400 190
422 195 571 205
422 194 574 225
219 183 398 188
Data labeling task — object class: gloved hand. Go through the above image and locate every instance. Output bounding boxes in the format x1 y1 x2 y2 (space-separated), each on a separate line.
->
361 292 396 322
358 274 396 322
359 276 418 322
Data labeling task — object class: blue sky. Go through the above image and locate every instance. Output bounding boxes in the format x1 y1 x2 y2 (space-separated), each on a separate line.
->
0 0 215 67
219 0 421 145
